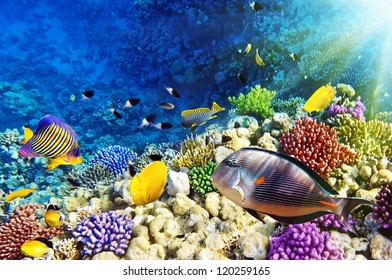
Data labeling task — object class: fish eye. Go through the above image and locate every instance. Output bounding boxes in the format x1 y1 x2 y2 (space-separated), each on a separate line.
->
226 160 234 167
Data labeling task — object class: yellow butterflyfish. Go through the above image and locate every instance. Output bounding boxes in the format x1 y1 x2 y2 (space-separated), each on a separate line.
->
20 237 53 258
255 48 265 67
44 204 64 227
4 188 36 202
130 161 167 205
304 84 335 115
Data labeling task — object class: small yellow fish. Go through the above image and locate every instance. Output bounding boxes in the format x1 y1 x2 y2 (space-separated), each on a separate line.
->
19 126 34 144
70 94 76 102
44 204 64 227
304 84 335 115
130 161 167 205
4 188 36 202
255 48 265 67
20 237 53 258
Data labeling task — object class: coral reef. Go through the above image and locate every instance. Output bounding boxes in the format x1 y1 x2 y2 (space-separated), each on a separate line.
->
189 161 217 197
271 97 305 118
372 183 392 229
68 163 116 192
268 223 344 260
280 117 356 178
172 135 215 169
329 96 366 121
53 238 80 260
133 142 180 173
72 210 134 258
312 213 349 233
89 145 137 177
228 85 275 120
335 118 392 163
0 203 64 260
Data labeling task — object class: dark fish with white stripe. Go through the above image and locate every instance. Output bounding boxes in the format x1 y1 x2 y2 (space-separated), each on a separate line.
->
211 147 373 233
19 114 82 171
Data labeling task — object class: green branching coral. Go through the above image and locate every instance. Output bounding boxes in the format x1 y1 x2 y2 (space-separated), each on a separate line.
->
189 161 217 197
228 85 275 119
271 97 305 118
172 135 215 169
374 111 392 123
335 117 392 162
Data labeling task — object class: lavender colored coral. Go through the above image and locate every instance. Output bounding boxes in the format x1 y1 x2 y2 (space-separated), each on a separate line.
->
373 183 392 229
72 211 134 257
312 213 350 233
89 145 137 177
268 223 344 260
328 96 366 121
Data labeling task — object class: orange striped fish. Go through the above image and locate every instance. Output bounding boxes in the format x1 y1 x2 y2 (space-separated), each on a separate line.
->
211 147 374 233
19 114 82 171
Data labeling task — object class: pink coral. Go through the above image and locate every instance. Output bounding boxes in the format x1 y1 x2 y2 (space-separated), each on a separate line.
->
279 117 355 178
0 203 65 260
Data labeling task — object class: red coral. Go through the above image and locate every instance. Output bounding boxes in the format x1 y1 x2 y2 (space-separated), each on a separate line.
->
279 117 355 178
0 203 64 260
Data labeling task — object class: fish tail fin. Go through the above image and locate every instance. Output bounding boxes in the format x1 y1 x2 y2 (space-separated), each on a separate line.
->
336 197 375 234
211 102 225 113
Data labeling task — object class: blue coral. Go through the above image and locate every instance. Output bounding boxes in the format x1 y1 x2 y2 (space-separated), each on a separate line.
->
268 223 344 260
72 211 134 257
89 145 137 177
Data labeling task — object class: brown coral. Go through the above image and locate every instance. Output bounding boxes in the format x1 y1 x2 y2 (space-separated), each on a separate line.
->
0 203 65 259
279 117 355 178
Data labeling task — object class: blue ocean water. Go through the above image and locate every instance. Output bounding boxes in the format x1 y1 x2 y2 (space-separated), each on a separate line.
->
1 0 391 154
1 0 392 261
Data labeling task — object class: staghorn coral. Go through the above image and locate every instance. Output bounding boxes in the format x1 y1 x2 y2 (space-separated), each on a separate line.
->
0 203 64 260
280 117 356 178
228 85 275 120
89 145 137 177
189 161 217 197
133 142 180 173
372 183 392 230
268 223 344 260
271 97 305 118
68 163 116 191
53 238 80 260
335 118 392 163
173 135 215 169
72 210 134 258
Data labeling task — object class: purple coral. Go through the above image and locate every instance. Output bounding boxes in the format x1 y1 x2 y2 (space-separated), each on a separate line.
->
268 223 344 260
373 183 392 229
328 96 366 121
312 213 350 233
89 145 137 177
72 211 134 257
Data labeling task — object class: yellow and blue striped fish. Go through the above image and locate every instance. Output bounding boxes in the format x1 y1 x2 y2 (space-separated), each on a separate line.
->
180 102 225 132
19 114 82 171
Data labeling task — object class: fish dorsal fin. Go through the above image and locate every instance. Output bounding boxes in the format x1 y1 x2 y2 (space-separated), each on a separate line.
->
20 127 34 144
211 102 225 113
241 147 339 195
33 237 53 248
181 108 210 116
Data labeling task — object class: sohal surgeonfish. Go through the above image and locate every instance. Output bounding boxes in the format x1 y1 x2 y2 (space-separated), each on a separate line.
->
4 188 36 202
130 161 167 205
304 84 335 116
211 147 374 233
180 102 225 132
20 237 53 258
44 204 64 227
19 114 82 171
